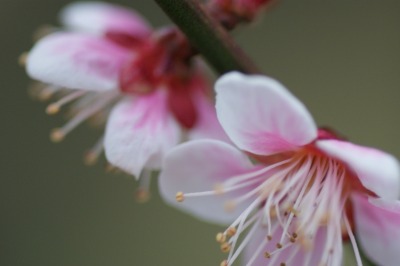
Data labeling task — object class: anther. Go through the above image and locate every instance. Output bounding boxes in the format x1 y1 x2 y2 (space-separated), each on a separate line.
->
320 213 331 225
290 236 296 243
220 242 231 253
269 208 277 218
292 232 298 239
280 263 286 266
276 243 283 249
287 206 299 216
38 88 56 101
105 163 116 173
264 251 271 258
220 260 228 266
226 227 237 237
50 128 65 142
224 201 236 212
84 152 99 166
46 104 60 115
33 24 56 40
267 235 272 241
216 233 226 243
175 192 185 202
135 188 150 203
18 52 28 66
213 183 224 195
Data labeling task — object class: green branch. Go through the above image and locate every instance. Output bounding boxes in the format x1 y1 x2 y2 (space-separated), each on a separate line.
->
153 0 261 74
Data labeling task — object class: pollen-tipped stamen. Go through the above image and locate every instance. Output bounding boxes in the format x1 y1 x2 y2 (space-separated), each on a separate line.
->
175 192 185 202
84 136 104 166
49 91 118 141
135 171 152 203
46 90 87 115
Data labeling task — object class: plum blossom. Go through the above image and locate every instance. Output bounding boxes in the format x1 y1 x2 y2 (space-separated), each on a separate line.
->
25 2 228 193
208 0 274 27
159 72 400 265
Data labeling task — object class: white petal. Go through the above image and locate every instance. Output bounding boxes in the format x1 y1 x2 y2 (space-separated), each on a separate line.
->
215 72 317 155
27 33 130 91
352 194 400 266
317 140 400 199
104 91 181 178
60 1 151 37
159 139 254 224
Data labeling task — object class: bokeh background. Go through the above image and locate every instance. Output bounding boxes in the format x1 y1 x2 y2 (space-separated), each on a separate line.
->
2 0 400 265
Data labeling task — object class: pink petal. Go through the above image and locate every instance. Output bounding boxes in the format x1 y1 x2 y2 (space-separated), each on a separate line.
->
187 90 231 143
243 224 332 266
158 140 254 224
215 72 317 156
104 91 181 178
60 1 151 38
352 194 400 266
317 140 400 199
26 33 130 91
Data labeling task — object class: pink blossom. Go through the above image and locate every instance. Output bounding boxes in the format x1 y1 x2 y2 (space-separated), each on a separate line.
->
25 2 228 184
159 72 400 265
209 0 274 23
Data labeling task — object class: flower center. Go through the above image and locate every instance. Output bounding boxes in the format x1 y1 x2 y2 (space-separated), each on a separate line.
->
176 152 363 266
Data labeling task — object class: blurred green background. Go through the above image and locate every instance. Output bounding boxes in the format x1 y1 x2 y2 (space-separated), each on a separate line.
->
1 0 399 265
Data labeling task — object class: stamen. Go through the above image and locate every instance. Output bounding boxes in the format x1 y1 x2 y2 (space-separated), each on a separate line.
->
228 219 260 264
84 136 104 166
46 90 87 115
223 158 292 188
18 52 29 66
33 24 57 40
49 91 118 141
216 233 226 243
213 183 225 195
50 128 65 142
183 153 352 266
344 216 363 266
135 170 152 203
220 242 231 253
226 227 237 237
175 192 184 202
135 188 150 203
245 223 279 266
29 84 60 101
227 198 262 263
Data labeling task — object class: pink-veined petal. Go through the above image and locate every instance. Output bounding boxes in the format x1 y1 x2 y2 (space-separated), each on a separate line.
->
159 139 255 224
215 72 317 156
60 1 151 37
187 90 231 143
317 140 400 199
352 194 400 266
104 91 181 178
243 224 333 266
26 33 130 91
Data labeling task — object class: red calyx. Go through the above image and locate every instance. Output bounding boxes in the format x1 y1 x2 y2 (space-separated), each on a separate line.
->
105 31 147 50
119 40 166 94
166 76 198 129
317 127 347 141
